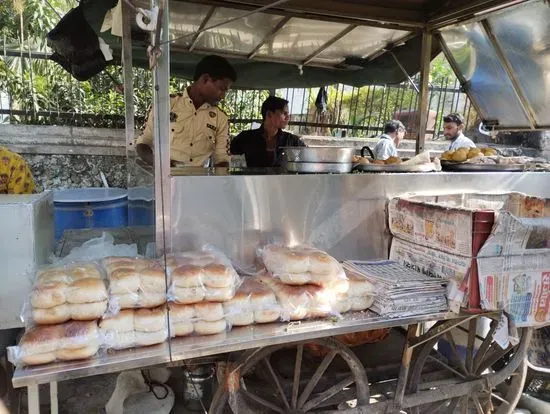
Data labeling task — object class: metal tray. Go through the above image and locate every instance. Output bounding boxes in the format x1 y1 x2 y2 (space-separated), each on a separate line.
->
281 146 355 163
285 161 352 173
354 162 437 172
441 160 526 172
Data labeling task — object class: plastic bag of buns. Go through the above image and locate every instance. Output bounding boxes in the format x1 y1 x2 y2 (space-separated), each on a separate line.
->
9 320 100 366
102 257 167 314
259 274 348 321
258 244 347 286
164 247 241 305
168 302 230 337
222 277 282 326
24 261 108 326
99 306 169 350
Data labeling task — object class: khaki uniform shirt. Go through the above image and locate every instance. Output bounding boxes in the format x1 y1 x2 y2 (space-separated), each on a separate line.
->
136 90 230 166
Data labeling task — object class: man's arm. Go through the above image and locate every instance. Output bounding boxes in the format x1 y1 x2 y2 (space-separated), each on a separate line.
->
213 116 230 167
229 132 245 155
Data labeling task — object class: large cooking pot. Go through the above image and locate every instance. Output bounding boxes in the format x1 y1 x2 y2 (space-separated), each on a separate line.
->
281 146 356 164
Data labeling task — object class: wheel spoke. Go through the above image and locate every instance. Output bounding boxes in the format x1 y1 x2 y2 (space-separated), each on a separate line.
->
476 344 513 375
241 388 286 413
466 319 477 373
473 320 498 373
301 376 354 412
445 332 469 376
490 392 510 405
460 395 469 414
292 344 303 409
263 358 290 410
472 395 484 414
427 355 468 380
297 350 337 409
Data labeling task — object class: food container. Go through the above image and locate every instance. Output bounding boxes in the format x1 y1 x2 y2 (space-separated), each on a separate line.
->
281 146 355 164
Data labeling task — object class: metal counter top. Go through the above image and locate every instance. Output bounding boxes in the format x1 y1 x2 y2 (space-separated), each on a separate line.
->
12 310 463 388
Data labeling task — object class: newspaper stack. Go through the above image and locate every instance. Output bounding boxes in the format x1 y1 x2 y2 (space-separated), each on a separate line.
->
343 260 448 317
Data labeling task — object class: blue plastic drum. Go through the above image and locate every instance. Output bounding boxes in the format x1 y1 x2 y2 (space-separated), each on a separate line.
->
53 188 128 240
127 186 155 227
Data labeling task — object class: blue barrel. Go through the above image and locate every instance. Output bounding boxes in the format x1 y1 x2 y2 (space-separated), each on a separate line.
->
128 186 155 227
53 188 128 240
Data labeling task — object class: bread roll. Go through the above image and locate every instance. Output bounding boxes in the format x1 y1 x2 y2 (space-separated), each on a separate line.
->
21 352 57 366
254 309 280 324
109 269 141 294
171 265 204 288
100 309 135 332
333 297 352 314
202 264 233 288
194 302 224 322
135 329 168 347
35 270 71 286
350 295 374 311
205 286 234 302
134 307 167 332
19 324 61 356
104 330 136 350
226 311 254 326
168 303 195 322
66 278 107 304
309 252 338 275
56 344 99 361
347 272 375 296
170 321 194 337
278 273 311 285
69 301 107 320
30 283 67 309
140 268 166 293
32 304 71 325
69 263 102 279
138 292 166 308
173 287 205 304
61 320 99 349
111 293 139 309
194 319 226 335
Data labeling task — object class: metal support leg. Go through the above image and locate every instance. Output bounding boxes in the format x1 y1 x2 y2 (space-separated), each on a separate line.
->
391 324 419 412
27 384 39 414
416 30 432 155
50 381 59 414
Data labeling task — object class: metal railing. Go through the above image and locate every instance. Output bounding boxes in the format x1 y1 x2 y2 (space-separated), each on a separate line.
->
1 50 476 139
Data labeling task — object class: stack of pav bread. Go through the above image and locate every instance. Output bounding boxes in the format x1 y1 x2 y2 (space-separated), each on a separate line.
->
19 262 108 366
164 250 241 336
259 245 375 320
99 257 169 350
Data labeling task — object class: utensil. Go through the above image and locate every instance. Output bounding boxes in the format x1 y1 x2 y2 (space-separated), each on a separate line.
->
281 146 355 163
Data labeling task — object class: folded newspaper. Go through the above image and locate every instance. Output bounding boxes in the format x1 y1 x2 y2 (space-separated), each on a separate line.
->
343 260 448 317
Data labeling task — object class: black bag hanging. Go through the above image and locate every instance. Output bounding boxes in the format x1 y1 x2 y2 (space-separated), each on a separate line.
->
315 86 328 114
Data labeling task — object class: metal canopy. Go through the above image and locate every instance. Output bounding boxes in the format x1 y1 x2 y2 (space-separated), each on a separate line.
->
439 0 550 129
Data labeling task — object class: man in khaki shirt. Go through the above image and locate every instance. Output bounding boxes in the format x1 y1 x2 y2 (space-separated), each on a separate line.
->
136 55 237 167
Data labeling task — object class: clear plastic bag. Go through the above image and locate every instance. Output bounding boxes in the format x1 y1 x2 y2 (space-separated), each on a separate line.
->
165 246 241 305
99 306 169 350
258 244 348 286
223 277 282 326
51 232 138 264
168 302 231 337
24 261 108 326
10 320 100 367
103 257 167 314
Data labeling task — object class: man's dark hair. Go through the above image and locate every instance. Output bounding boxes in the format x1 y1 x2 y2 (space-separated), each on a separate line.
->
261 96 289 119
193 55 237 82
384 120 406 134
443 113 465 126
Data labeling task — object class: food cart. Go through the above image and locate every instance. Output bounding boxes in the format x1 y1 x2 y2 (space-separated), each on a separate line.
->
8 0 550 413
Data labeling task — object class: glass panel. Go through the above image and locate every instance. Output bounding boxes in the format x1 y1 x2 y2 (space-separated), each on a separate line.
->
314 26 410 65
257 18 348 60
441 22 531 127
167 2 214 45
489 0 550 126
193 8 286 55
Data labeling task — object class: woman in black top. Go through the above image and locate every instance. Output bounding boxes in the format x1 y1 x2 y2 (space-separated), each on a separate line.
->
230 96 305 168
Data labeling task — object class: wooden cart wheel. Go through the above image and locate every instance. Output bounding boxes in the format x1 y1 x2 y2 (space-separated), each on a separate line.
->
407 316 527 414
209 337 369 414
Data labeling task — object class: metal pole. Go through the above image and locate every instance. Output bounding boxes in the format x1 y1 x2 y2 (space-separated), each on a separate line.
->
122 0 135 155
152 0 172 255
416 30 432 154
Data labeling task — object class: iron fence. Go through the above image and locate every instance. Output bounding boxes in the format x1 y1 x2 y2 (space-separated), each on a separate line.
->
0 49 476 139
